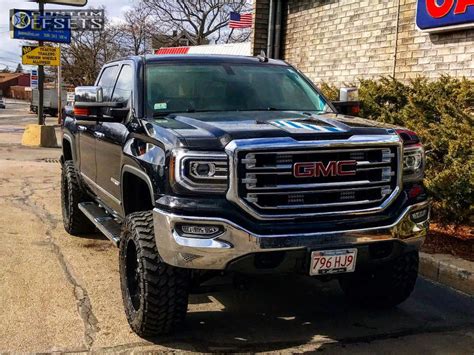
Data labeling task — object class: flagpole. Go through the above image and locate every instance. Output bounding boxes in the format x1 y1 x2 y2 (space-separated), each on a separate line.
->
226 29 234 44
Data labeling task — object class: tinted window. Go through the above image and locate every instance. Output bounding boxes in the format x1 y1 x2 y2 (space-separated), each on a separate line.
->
112 65 133 103
145 63 330 116
97 65 119 101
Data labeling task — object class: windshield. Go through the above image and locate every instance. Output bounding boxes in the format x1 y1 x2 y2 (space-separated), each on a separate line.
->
145 63 331 116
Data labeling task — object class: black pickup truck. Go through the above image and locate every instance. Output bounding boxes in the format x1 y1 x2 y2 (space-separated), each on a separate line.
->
61 54 430 337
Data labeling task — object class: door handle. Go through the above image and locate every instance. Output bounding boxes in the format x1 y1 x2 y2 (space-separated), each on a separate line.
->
77 125 87 132
94 132 105 139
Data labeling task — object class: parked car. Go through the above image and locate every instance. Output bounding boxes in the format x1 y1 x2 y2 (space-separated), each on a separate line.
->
61 55 430 337
0 97 5 109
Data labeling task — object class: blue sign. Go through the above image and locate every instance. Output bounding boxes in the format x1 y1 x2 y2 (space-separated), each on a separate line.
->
417 0 474 32
10 9 71 43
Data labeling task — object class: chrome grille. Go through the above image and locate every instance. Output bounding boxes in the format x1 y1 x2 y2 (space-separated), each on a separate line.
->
236 146 400 218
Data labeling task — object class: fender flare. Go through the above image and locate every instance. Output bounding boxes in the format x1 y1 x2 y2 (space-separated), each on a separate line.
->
121 164 155 210
62 133 76 162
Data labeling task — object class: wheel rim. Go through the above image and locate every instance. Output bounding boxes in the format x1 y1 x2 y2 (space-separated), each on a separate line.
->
125 239 141 311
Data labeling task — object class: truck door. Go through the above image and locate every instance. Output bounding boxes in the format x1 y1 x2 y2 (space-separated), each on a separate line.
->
94 63 133 212
78 64 119 191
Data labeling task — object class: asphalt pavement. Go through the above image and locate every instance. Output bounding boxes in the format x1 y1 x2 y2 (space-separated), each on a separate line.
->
0 99 473 353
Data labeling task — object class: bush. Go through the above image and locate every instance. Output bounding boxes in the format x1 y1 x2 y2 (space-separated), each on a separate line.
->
323 76 473 225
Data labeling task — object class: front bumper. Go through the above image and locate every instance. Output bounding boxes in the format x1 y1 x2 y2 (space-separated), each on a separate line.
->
153 200 430 270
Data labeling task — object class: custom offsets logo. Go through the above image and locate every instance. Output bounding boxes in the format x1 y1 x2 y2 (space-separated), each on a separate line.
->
293 161 357 178
11 11 31 29
10 9 104 31
417 0 474 32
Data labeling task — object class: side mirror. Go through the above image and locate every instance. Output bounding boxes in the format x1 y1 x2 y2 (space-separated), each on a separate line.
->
73 86 129 122
331 87 360 116
75 86 103 103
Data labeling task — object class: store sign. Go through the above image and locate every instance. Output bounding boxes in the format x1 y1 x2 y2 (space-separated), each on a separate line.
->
10 9 71 43
22 46 60 66
31 70 38 89
417 0 474 32
41 0 88 5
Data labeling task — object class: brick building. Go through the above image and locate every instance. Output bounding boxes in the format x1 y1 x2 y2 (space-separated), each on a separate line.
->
0 73 30 98
251 0 474 86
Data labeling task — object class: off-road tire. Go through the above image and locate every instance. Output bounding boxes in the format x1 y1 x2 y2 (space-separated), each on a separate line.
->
119 211 190 337
339 251 419 308
61 160 95 235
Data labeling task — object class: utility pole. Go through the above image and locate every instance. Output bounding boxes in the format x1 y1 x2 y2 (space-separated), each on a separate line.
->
38 0 45 125
57 45 62 124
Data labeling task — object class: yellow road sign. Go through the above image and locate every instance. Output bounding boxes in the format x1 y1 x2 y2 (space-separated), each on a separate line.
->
22 46 60 66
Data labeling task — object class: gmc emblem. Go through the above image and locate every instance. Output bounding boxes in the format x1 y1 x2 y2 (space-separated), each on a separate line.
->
293 160 357 178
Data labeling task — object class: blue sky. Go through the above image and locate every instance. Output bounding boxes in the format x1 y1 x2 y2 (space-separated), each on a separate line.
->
0 0 133 71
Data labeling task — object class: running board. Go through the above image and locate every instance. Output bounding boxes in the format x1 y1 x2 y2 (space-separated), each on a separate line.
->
78 202 121 247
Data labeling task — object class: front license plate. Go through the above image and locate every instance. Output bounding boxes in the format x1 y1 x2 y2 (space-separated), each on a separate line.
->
310 248 357 276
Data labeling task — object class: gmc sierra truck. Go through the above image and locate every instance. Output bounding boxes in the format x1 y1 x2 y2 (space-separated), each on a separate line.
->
61 54 430 337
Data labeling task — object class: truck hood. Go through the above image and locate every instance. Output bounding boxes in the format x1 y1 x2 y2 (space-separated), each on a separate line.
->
147 111 398 150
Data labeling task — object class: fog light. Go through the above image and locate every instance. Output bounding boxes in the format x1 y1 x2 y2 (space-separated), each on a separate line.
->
179 224 223 238
190 162 216 177
410 208 429 222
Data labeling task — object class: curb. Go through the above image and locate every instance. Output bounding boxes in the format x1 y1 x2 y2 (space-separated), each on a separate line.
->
419 252 474 296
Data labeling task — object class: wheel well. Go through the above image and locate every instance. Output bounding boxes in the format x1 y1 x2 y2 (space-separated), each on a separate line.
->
122 172 153 215
63 139 72 161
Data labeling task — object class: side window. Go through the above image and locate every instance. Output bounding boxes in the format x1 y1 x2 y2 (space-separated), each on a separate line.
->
112 65 133 103
97 65 119 101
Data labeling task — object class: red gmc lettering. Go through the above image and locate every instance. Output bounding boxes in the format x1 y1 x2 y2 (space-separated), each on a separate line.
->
293 160 357 178
426 0 455 18
454 0 474 14
337 160 358 176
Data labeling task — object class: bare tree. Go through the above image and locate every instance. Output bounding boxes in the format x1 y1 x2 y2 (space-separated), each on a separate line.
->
61 11 123 85
142 0 251 45
120 6 155 55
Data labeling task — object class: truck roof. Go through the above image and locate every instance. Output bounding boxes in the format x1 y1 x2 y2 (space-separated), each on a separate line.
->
115 54 289 66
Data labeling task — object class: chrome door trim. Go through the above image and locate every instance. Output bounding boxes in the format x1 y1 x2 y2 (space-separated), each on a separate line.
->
81 172 121 206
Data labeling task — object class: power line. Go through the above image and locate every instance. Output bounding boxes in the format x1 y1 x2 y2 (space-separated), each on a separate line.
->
0 57 21 65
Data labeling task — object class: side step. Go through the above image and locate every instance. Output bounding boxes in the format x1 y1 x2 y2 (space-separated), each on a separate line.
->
78 202 121 247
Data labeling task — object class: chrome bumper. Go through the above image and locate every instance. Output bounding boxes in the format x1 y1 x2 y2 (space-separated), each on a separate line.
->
153 200 430 270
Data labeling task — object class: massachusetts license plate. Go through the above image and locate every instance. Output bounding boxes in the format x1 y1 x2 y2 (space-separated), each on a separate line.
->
310 248 357 275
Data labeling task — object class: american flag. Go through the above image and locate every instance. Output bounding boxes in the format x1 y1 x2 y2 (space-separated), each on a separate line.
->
229 12 252 29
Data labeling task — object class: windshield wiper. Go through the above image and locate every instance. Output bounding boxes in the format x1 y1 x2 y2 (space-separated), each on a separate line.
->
153 107 196 117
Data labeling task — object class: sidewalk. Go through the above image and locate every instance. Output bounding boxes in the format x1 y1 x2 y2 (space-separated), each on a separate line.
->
420 252 474 296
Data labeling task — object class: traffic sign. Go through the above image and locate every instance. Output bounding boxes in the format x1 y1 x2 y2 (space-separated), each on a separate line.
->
10 9 71 43
22 46 60 66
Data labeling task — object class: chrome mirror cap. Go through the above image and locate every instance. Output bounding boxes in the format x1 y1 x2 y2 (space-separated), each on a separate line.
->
74 86 103 103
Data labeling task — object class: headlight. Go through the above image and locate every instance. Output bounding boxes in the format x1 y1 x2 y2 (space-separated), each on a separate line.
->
172 150 228 193
402 144 424 182
396 129 425 182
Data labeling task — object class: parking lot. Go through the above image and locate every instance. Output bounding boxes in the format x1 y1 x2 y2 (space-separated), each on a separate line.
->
0 98 473 353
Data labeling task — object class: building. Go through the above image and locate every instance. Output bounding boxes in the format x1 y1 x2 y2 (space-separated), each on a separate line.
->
152 30 209 50
0 73 30 98
251 0 474 85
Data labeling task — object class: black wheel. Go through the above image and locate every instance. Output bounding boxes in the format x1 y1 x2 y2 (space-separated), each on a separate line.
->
339 251 419 308
61 160 95 235
119 211 191 337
